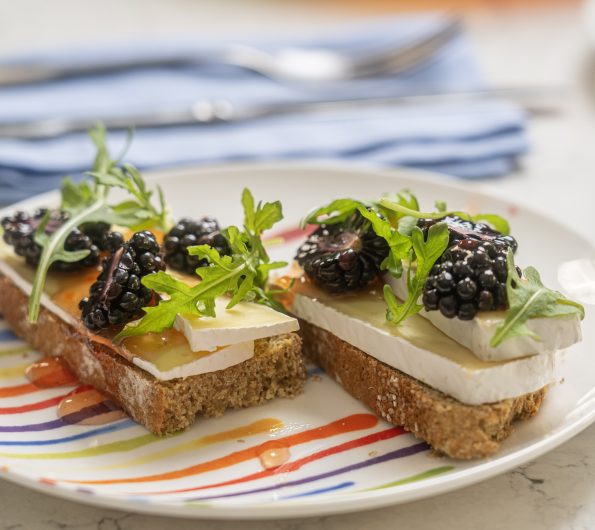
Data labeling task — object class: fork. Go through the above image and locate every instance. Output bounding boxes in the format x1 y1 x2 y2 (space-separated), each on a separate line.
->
0 20 461 85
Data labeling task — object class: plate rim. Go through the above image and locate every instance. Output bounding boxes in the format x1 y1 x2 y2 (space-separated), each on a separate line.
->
0 160 594 520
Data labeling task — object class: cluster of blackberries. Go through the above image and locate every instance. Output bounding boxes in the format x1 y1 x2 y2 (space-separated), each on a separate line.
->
2 204 235 330
419 217 519 320
295 210 389 293
79 231 165 331
1 209 109 271
163 217 230 274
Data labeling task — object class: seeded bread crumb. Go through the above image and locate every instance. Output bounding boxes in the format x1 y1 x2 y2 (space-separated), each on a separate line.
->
0 274 306 435
299 319 546 460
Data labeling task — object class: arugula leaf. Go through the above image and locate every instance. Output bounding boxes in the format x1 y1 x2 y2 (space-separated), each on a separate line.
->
27 124 172 324
254 202 282 234
384 223 449 325
470 213 510 235
301 198 367 228
115 188 287 342
435 200 447 212
490 250 585 347
116 272 200 337
87 163 172 231
301 190 421 231
242 188 256 232
397 216 418 237
357 206 411 278
395 189 419 211
33 210 94 266
60 177 95 211
411 223 451 276
380 189 419 214
379 197 510 236
354 192 448 325
114 248 251 341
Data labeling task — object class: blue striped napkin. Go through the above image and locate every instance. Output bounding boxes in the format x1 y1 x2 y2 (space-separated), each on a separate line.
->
0 14 527 205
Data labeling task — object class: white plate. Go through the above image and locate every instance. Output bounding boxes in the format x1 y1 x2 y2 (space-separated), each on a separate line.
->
0 162 593 520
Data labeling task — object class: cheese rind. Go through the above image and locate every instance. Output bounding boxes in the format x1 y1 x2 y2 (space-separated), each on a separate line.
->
291 292 557 405
384 272 582 362
174 298 299 352
132 341 255 380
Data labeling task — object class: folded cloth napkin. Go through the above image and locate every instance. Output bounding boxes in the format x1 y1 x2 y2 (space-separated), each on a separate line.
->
0 14 527 205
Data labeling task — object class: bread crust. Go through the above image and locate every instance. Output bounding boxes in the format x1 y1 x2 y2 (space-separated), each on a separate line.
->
299 319 546 459
0 274 306 435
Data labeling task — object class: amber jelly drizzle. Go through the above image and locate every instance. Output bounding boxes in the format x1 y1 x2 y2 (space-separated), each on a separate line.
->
58 386 126 425
256 441 291 470
25 357 125 425
25 356 77 388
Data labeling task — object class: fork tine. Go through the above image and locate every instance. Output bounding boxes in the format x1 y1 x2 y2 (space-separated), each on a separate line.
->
348 18 462 78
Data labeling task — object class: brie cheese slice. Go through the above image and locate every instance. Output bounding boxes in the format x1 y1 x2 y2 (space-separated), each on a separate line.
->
384 272 581 362
174 297 299 352
291 289 557 405
129 338 255 380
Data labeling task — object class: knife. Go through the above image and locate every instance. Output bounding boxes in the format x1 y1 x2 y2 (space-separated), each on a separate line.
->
0 86 564 140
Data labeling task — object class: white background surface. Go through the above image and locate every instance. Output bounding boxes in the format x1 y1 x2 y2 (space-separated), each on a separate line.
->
1 1 595 528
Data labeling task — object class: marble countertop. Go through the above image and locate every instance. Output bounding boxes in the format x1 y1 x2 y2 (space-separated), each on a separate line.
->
0 2 594 529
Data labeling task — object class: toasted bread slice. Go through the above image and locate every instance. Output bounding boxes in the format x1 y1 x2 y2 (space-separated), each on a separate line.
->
0 274 306 435
299 319 546 460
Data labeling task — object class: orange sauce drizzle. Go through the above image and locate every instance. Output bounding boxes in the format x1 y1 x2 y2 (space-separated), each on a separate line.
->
256 440 291 470
0 383 38 398
50 269 98 317
58 386 126 425
25 357 77 388
68 413 378 485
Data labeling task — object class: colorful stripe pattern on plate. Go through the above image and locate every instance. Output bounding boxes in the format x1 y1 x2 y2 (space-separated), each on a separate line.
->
0 318 456 508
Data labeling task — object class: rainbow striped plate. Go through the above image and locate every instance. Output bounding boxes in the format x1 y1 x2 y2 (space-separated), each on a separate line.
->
0 163 593 519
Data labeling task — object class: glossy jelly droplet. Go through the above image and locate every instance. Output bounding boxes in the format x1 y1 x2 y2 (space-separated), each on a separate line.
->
25 357 77 388
269 275 299 310
58 386 126 425
256 441 290 470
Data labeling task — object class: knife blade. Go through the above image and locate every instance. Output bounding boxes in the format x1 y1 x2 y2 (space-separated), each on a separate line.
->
0 86 564 140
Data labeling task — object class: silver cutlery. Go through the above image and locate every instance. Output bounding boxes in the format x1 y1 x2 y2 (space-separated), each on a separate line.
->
0 20 461 85
0 86 564 139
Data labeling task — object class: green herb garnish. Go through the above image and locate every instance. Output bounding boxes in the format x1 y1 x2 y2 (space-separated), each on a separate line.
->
27 125 171 324
435 200 448 213
301 198 368 228
300 189 420 229
114 188 286 342
490 250 584 347
358 206 411 279
355 205 449 324
382 223 449 325
379 197 510 235
302 189 508 236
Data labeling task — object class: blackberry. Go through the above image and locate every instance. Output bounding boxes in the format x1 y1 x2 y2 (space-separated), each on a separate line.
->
164 217 230 274
419 217 519 320
80 222 123 252
419 215 518 252
295 210 389 293
79 231 165 331
1 209 100 271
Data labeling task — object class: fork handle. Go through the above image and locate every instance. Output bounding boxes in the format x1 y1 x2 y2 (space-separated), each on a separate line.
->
0 55 208 86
